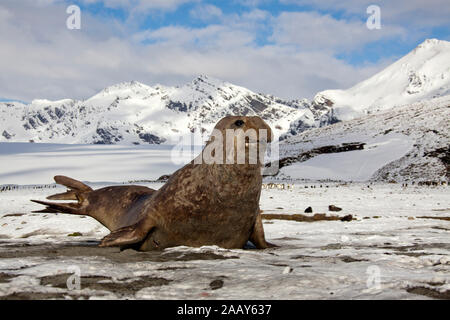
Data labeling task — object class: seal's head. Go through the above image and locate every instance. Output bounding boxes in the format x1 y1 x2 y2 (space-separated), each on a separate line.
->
203 116 273 167
213 116 273 142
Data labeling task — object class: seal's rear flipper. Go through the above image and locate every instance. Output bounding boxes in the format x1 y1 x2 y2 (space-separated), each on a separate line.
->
31 175 91 215
47 176 93 203
46 175 92 201
54 175 92 192
46 190 77 201
31 199 83 215
32 207 60 214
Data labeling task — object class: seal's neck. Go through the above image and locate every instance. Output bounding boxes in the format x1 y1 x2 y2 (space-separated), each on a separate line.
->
211 163 261 180
206 163 262 200
191 147 264 198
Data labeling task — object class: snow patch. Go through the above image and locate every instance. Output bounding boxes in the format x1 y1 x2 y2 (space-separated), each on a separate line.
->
280 134 414 181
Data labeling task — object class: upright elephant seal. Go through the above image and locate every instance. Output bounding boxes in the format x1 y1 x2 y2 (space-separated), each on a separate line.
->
32 116 275 251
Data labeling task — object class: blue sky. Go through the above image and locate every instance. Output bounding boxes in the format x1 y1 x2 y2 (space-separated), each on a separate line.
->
0 0 449 102
69 0 450 64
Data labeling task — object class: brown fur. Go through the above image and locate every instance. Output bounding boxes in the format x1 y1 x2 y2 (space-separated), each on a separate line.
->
32 116 275 251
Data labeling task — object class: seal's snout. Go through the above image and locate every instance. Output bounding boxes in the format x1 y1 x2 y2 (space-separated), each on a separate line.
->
259 120 273 144
247 116 273 144
210 115 274 165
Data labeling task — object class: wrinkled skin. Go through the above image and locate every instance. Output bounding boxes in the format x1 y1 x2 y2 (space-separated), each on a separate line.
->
32 116 275 251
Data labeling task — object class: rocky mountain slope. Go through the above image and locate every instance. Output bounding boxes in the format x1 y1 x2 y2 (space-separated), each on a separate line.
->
276 95 450 182
0 76 319 145
317 39 449 117
284 39 450 137
0 39 450 171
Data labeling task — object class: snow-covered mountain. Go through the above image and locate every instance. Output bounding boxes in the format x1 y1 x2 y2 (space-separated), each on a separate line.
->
315 39 450 119
284 39 450 137
0 76 317 145
276 95 450 182
1 39 449 146
274 39 450 182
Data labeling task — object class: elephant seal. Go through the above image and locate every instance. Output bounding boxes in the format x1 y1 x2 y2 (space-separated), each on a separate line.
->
32 116 275 251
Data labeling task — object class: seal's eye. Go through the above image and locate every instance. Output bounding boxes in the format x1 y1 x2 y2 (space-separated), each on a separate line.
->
234 120 245 127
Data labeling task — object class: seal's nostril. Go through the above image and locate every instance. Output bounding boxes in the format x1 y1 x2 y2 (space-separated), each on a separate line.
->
234 120 244 127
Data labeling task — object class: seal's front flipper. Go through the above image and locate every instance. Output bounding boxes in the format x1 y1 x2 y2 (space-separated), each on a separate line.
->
249 213 278 249
99 220 155 247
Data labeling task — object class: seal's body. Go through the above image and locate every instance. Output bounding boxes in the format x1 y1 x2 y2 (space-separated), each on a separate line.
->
32 116 274 251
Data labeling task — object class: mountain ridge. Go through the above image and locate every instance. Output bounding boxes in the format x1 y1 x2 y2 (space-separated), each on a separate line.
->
277 94 450 182
0 75 319 145
312 39 450 118
1 39 449 146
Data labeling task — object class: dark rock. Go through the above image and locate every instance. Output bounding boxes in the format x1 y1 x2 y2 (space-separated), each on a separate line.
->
304 207 313 213
2 130 12 139
28 117 38 129
68 232 83 237
406 286 450 300
94 128 114 144
340 215 353 222
167 101 188 112
138 132 165 144
248 97 268 112
424 147 450 179
94 127 124 144
329 205 342 212
36 113 48 124
209 279 224 290
54 107 65 118
340 256 368 263
267 142 366 170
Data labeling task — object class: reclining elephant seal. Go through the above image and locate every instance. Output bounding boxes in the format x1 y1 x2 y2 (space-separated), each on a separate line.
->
32 116 275 251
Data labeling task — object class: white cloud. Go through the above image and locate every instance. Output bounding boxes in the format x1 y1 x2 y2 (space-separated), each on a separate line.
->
0 1 409 102
81 0 201 11
280 0 450 29
234 0 271 7
189 4 222 21
271 11 406 52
